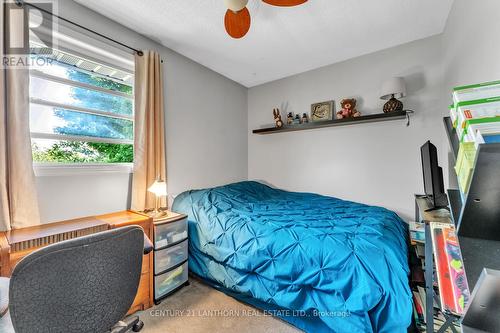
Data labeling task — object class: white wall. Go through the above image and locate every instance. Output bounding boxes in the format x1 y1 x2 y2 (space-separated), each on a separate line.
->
36 173 132 222
248 36 445 220
36 0 248 223
442 0 500 89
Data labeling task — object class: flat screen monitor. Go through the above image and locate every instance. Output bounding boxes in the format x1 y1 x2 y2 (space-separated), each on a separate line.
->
420 141 448 209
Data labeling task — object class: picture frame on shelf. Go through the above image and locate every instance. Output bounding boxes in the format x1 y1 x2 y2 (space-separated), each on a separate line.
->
311 100 334 122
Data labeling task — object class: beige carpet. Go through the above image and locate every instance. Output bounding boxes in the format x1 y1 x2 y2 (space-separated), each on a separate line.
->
139 277 302 333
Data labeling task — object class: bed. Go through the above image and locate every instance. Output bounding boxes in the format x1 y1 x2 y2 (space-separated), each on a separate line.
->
172 181 412 333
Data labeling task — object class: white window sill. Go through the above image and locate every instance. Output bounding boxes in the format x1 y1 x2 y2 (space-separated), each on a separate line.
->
33 163 134 177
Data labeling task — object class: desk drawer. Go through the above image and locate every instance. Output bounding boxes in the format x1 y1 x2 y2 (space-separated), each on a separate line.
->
154 261 188 300
154 240 188 275
154 218 187 249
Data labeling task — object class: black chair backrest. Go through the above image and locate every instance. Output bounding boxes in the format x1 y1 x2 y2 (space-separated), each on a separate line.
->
9 226 144 333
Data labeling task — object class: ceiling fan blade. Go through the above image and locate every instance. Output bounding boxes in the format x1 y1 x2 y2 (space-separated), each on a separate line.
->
224 7 251 39
262 0 308 6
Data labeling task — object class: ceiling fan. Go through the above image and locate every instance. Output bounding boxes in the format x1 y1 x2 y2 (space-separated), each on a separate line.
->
224 0 308 39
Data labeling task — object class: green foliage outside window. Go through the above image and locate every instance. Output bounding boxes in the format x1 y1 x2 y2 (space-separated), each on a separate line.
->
32 141 133 163
32 62 134 164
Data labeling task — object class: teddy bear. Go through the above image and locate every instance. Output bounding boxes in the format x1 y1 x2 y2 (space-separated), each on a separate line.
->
337 98 361 119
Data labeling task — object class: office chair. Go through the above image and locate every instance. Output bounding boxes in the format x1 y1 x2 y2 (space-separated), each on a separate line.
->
0 226 153 333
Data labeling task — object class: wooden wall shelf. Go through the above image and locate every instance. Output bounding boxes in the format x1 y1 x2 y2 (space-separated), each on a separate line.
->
252 110 409 135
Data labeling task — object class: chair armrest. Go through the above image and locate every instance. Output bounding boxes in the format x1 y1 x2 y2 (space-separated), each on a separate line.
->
0 233 10 277
143 234 153 255
0 277 9 318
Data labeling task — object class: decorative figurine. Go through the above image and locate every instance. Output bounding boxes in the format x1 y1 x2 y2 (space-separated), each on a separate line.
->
337 98 361 119
273 108 283 128
293 114 301 125
287 112 293 125
301 113 309 124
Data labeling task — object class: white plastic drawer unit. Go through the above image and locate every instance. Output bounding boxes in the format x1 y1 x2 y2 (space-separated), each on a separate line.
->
154 239 188 275
154 261 188 300
154 216 188 249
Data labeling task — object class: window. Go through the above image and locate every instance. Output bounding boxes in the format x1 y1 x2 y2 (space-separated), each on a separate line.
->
29 41 134 164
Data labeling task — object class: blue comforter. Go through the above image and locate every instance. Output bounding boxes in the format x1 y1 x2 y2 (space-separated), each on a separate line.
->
172 181 412 333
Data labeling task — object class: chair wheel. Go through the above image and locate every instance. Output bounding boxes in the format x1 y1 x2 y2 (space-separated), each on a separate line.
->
132 320 144 332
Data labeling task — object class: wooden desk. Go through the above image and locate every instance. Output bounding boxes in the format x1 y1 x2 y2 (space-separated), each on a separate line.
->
0 210 153 315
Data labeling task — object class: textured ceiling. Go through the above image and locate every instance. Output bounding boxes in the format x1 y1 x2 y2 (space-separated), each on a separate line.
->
75 0 453 87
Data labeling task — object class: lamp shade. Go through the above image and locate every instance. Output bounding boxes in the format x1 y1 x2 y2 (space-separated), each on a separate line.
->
380 77 407 100
147 180 167 197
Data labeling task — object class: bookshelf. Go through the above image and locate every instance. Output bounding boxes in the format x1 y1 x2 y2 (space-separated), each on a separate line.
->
443 118 500 288
412 195 462 333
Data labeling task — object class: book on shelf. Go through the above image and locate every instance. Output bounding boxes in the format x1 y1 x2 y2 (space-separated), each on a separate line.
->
416 286 428 323
429 222 470 315
413 291 425 323
411 265 424 284
415 242 425 258
417 285 440 309
409 221 425 243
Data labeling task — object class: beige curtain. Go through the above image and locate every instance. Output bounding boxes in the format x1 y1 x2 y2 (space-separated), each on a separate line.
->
131 51 166 211
0 2 41 231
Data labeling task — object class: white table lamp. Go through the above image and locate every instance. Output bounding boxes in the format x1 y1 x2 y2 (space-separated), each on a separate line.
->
147 179 168 219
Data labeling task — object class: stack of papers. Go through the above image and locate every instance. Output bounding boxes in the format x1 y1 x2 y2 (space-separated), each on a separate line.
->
455 142 477 194
453 80 500 106
449 81 500 146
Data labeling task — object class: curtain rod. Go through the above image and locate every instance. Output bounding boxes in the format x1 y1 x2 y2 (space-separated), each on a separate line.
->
15 0 144 56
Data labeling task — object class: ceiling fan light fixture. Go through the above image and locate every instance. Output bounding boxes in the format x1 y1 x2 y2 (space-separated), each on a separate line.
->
224 7 251 39
223 0 307 39
224 0 249 12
